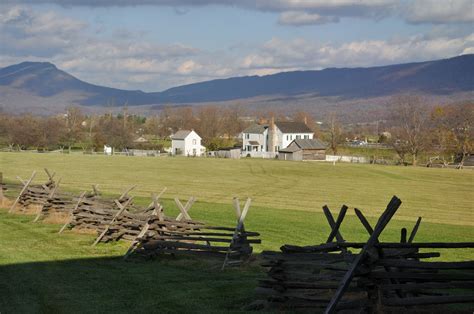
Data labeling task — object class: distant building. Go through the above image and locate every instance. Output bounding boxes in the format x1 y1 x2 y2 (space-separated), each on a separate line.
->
104 145 113 155
241 119 314 157
215 147 241 159
133 136 148 143
170 130 206 156
279 139 327 161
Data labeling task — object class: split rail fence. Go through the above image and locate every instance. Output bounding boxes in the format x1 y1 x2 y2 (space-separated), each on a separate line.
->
251 196 474 313
7 169 260 269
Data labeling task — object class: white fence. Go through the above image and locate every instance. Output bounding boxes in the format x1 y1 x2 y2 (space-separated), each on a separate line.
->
326 155 368 163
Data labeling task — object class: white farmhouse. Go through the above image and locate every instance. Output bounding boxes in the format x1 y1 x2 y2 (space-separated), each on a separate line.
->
170 130 206 156
241 119 314 156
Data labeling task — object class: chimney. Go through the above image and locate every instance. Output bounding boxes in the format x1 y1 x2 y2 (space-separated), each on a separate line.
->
269 116 277 153
304 116 307 125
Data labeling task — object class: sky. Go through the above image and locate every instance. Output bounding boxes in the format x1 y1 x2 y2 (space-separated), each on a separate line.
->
0 0 473 92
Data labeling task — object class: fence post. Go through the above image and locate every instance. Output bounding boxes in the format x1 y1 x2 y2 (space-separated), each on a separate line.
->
0 172 4 204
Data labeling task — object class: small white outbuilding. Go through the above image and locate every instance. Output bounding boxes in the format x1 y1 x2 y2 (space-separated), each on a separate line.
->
170 130 206 156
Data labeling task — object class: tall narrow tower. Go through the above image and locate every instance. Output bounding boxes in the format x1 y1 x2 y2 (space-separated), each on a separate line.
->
269 117 277 153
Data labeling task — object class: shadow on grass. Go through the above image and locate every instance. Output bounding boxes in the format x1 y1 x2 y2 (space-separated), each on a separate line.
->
0 255 262 313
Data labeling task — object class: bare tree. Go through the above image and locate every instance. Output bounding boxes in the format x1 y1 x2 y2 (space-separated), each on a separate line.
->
196 105 222 145
327 113 343 155
221 104 246 138
389 95 429 166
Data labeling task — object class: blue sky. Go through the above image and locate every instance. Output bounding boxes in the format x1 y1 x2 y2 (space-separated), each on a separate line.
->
1 1 473 91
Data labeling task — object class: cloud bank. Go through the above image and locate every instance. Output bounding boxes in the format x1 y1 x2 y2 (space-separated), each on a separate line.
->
3 0 473 25
0 3 472 91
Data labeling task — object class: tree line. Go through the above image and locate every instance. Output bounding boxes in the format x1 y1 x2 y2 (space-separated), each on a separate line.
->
0 97 472 166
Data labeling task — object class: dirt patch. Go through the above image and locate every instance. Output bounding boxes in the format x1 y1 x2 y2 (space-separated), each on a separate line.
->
42 212 70 224
22 204 42 215
0 197 13 208
71 228 97 235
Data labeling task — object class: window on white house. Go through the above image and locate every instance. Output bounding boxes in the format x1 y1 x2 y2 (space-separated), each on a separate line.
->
296 135 301 139
192 139 197 145
246 134 250 139
304 135 309 139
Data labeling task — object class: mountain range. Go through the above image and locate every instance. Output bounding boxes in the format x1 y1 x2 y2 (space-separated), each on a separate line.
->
0 54 473 117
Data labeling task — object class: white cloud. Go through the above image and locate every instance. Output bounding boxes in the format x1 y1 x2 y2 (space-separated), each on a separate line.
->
1 4 472 92
404 0 474 24
239 33 474 71
3 0 473 26
0 6 86 57
278 11 339 26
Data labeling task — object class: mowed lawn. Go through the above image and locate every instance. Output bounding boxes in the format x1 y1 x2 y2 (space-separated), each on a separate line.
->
0 212 259 313
0 152 473 312
1 152 472 226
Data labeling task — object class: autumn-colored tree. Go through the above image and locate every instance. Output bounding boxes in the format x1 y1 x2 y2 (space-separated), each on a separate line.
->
37 117 67 150
7 115 41 149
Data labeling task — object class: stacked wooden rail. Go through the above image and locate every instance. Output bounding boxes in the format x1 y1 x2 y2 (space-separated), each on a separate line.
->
129 197 261 269
252 196 474 313
62 186 136 233
9 169 59 213
7 169 261 268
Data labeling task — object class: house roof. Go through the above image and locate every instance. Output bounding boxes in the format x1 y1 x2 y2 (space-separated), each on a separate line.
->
275 121 313 133
242 124 268 134
171 130 193 140
279 146 300 153
293 138 327 150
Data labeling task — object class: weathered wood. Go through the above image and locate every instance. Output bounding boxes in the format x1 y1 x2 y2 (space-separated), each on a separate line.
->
119 185 136 201
44 168 55 181
222 197 251 270
378 259 474 269
380 281 474 291
382 295 474 306
175 197 195 221
370 271 474 281
326 205 348 243
354 208 374 235
0 172 3 201
59 191 87 234
124 194 162 259
408 217 422 243
322 206 347 253
92 198 133 246
34 177 62 222
9 171 37 213
400 228 407 243
324 195 402 314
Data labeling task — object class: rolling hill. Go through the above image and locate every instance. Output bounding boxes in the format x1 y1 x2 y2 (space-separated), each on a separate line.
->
0 54 473 115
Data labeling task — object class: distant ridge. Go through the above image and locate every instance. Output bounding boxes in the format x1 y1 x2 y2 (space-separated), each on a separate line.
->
0 55 473 110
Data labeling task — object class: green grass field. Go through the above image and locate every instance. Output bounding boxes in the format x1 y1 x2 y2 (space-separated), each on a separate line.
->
0 152 473 312
1 152 472 226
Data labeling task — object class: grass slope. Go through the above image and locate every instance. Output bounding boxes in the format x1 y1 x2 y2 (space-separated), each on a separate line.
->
1 152 472 226
0 152 472 312
0 212 259 313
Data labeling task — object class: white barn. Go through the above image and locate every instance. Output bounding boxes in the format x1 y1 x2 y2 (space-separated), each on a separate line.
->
170 130 206 156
